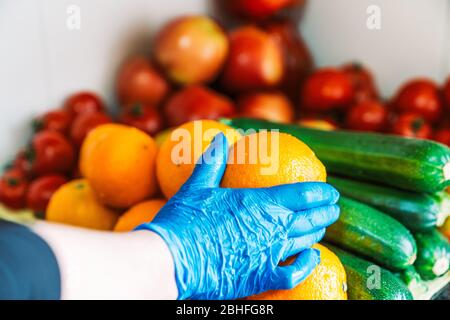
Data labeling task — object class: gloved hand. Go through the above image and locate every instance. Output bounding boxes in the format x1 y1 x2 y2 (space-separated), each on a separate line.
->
138 133 340 300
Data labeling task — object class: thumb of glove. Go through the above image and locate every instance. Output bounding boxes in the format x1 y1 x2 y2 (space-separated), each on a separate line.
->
184 132 229 189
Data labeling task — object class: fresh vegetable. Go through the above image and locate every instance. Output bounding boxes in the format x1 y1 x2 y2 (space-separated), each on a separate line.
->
70 112 112 148
119 103 164 136
440 217 450 241
238 91 294 123
342 62 378 103
223 118 450 193
396 266 428 296
414 229 450 280
327 244 413 300
228 0 301 20
26 175 67 213
0 169 29 210
328 175 450 232
325 197 417 270
444 77 450 110
391 113 432 139
434 128 450 147
64 91 105 117
33 110 72 135
345 100 388 132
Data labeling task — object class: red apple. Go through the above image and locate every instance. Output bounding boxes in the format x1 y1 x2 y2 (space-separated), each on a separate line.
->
238 91 294 123
164 86 236 127
221 26 284 93
154 16 229 85
116 56 170 106
229 0 301 20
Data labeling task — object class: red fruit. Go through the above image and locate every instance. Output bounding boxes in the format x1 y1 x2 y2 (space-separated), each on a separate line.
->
119 103 164 136
301 68 354 112
33 110 72 135
444 77 450 110
434 128 450 146
26 175 67 213
229 0 300 20
342 62 378 103
164 86 236 127
27 131 76 176
221 26 284 93
154 16 229 85
391 113 432 139
11 150 32 177
392 79 442 123
64 92 105 117
117 56 170 106
238 91 294 123
0 169 28 210
70 112 112 148
345 100 388 132
264 18 314 101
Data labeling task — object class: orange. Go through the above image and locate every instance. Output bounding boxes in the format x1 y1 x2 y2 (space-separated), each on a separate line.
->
46 179 119 230
298 119 337 131
80 124 158 209
154 128 173 147
114 199 167 232
156 120 242 198
248 244 347 300
221 132 326 188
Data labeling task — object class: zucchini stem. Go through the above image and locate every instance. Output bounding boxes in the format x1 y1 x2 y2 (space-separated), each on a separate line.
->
443 161 450 181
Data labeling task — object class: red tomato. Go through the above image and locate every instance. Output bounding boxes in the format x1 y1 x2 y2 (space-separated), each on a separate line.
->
392 79 442 123
301 68 354 112
116 56 170 106
11 150 32 177
434 128 450 146
70 112 112 148
0 169 28 210
26 175 67 213
33 110 72 135
64 91 105 118
238 91 294 123
391 113 432 139
444 77 450 111
345 100 388 132
27 131 76 176
119 103 164 136
342 62 378 103
164 86 236 127
229 0 301 20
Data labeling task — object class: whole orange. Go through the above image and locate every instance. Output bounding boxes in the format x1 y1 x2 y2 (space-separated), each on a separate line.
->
114 199 167 232
46 179 119 230
221 131 326 188
248 244 347 300
156 120 242 199
80 124 158 209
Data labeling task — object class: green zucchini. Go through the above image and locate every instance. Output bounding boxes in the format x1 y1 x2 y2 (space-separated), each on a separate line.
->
396 266 428 296
325 197 417 271
222 118 450 193
326 244 413 300
328 175 450 232
414 229 450 280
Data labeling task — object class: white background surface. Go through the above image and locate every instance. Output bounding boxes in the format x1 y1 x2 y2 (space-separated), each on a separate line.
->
0 0 449 163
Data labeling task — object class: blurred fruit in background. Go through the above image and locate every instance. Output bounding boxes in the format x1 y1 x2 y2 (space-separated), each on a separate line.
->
298 118 337 131
0 169 28 210
80 124 158 209
434 128 450 147
114 199 167 232
440 217 450 241
70 112 112 148
11 150 32 177
444 77 450 110
26 130 75 176
228 0 301 20
391 79 442 124
238 91 294 123
248 244 347 300
345 100 388 132
26 175 67 213
301 68 354 112
164 85 236 127
64 91 105 118
154 16 229 85
116 56 170 106
221 26 283 93
222 131 326 188
46 179 119 231
157 120 241 198
119 103 164 136
391 113 432 139
342 62 378 103
33 110 72 135
154 128 173 147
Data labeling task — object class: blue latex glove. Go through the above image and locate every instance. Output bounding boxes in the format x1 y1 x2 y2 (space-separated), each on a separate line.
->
138 133 340 300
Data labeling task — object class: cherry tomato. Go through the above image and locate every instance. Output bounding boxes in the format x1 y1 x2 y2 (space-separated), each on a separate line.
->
119 103 164 136
27 130 76 176
33 110 72 135
64 91 105 118
345 100 388 132
392 79 442 123
434 128 450 147
301 68 354 112
26 175 67 213
391 113 432 139
444 77 450 111
70 112 112 148
0 169 28 210
342 62 378 103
